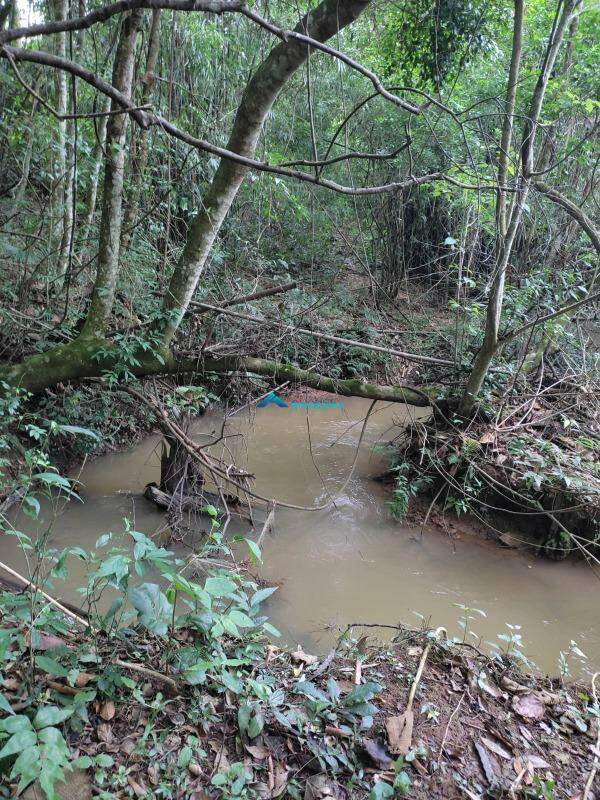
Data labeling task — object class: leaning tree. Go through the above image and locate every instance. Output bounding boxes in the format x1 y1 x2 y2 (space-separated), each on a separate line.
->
0 0 597 414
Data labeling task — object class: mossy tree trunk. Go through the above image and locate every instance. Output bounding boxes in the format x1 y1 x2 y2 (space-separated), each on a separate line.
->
0 346 431 407
1 0 377 400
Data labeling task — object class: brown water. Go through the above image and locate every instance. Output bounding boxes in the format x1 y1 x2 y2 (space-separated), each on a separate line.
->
5 397 599 676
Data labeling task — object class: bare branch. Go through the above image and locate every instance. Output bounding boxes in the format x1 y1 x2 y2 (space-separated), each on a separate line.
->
4 47 151 120
204 281 298 310
3 44 496 197
2 45 150 127
499 290 600 346
533 180 600 256
278 139 411 169
193 300 455 366
0 0 244 45
240 7 420 114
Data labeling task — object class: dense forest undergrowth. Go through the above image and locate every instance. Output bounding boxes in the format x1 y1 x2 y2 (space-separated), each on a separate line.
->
1 0 599 794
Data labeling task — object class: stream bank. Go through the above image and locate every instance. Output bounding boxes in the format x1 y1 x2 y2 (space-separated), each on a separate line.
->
0 607 598 800
384 402 600 560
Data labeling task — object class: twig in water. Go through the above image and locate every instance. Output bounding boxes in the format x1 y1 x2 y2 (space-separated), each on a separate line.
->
256 501 276 548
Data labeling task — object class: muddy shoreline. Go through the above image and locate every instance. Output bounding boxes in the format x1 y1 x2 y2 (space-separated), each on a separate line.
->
1 611 598 799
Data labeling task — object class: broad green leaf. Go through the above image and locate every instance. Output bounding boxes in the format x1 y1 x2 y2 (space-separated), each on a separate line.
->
33 706 73 729
178 745 193 768
32 473 71 490
184 665 207 686
262 622 281 637
228 609 255 628
22 495 40 518
250 586 277 607
342 701 379 719
35 656 69 677
344 681 381 705
37 725 70 756
220 670 243 694
295 681 329 703
238 702 252 735
247 711 264 739
0 714 32 734
394 770 411 796
0 729 37 759
0 691 15 715
91 554 130 584
127 583 171 636
369 780 394 800
11 746 41 793
168 574 211 608
327 678 341 703
57 424 100 441
205 576 236 597
72 755 93 769
244 538 262 563
221 615 239 637
38 726 71 799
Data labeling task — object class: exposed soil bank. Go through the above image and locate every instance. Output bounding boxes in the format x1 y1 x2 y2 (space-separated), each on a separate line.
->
1 616 598 799
380 401 600 560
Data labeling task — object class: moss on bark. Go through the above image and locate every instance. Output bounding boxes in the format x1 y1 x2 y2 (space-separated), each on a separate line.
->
0 342 431 408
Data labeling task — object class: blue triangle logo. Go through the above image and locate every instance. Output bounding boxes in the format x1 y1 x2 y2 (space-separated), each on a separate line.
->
257 391 289 408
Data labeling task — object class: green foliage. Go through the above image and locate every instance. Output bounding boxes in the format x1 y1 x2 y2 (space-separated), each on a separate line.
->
557 640 587 681
293 678 381 730
368 0 502 89
211 762 254 799
388 462 432 521
93 329 167 386
0 708 73 799
0 383 101 511
369 756 411 799
489 623 534 668
0 466 280 798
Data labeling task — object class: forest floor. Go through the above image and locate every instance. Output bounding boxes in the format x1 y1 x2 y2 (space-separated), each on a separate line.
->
1 614 598 800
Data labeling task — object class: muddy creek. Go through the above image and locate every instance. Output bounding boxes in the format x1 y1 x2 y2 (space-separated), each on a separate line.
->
6 397 600 676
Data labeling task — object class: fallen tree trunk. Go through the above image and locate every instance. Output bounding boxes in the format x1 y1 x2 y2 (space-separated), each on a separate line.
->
0 338 433 406
224 356 433 406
